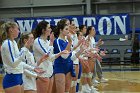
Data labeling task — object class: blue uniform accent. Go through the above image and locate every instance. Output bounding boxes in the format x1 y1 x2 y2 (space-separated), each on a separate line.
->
38 37 51 54
53 38 76 76
94 36 98 42
78 63 82 79
76 62 82 92
3 73 23 89
38 37 47 53
76 83 79 92
8 40 14 62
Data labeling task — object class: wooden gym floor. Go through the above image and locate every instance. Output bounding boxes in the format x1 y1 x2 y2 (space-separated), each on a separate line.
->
0 67 140 93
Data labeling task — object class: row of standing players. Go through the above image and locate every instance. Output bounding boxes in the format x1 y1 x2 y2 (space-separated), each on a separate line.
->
1 18 108 93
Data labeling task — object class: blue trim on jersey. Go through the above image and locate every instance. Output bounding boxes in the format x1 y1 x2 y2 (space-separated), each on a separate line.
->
38 37 47 53
8 40 14 62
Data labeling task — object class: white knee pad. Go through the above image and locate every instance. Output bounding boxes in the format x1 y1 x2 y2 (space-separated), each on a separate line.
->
86 73 93 78
89 73 93 78
71 81 74 87
77 79 80 83
74 81 77 86
81 73 87 78
71 81 77 87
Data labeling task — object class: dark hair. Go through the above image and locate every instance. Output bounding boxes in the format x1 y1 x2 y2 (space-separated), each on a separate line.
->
60 18 69 24
1 21 18 42
85 26 93 36
69 19 74 25
33 21 49 38
76 31 81 37
51 26 57 38
79 25 86 31
18 32 32 49
53 19 68 38
50 25 56 32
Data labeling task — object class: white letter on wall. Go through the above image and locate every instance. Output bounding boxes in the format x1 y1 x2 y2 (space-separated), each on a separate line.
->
113 16 127 35
17 20 34 33
54 19 61 25
98 17 112 35
83 17 96 26
72 18 79 27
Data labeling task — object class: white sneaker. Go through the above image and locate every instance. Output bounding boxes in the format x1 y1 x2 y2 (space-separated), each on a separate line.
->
99 78 108 83
85 84 92 91
81 85 91 93
77 91 82 93
91 86 98 91
90 87 100 93
93 79 100 84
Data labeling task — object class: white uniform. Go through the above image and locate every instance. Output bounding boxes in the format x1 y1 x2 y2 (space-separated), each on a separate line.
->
85 36 96 48
21 47 37 90
1 39 35 74
33 37 55 78
71 34 80 65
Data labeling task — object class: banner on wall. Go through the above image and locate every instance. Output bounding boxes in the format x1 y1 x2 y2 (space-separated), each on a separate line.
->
14 14 130 35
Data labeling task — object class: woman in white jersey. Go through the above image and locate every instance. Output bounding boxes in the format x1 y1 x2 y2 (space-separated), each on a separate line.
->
1 21 42 93
19 32 48 93
85 26 100 93
86 26 108 84
33 21 68 93
69 19 84 93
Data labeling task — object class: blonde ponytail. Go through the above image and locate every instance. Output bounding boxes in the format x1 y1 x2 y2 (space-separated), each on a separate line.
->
1 23 7 42
1 21 18 42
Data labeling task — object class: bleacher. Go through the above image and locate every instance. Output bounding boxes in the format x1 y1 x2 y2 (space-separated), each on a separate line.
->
96 34 133 67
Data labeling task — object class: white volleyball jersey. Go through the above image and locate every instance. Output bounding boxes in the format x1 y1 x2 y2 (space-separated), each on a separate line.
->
33 37 54 78
85 36 96 48
21 47 37 90
1 39 34 74
71 34 79 65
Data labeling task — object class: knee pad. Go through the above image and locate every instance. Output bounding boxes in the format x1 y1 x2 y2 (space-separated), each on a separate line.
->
81 73 87 78
86 73 93 78
77 79 81 83
71 81 77 87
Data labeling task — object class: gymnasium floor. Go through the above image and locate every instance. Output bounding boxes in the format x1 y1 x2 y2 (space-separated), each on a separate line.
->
98 71 140 93
0 66 140 93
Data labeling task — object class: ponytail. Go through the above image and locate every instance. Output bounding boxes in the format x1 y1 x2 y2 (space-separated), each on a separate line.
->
1 23 8 42
1 21 18 42
18 32 31 49
53 20 68 38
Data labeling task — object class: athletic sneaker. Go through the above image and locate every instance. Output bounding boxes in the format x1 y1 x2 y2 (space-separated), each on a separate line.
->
81 85 91 93
99 78 108 83
93 79 100 84
91 89 100 93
